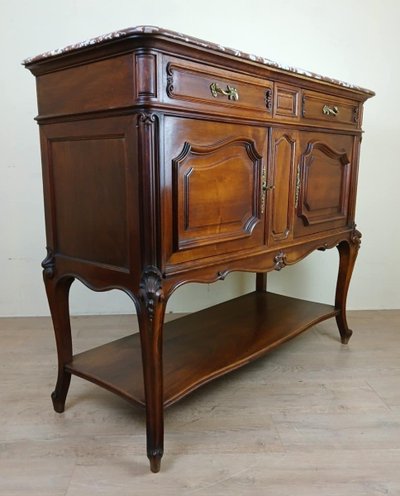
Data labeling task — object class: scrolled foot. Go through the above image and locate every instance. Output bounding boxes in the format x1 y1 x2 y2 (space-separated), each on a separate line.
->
340 329 353 345
335 312 353 345
148 449 163 473
51 390 66 413
51 372 71 413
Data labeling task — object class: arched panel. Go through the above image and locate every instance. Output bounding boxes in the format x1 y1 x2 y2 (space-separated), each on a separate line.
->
295 133 353 236
269 130 297 243
162 116 268 268
173 138 262 250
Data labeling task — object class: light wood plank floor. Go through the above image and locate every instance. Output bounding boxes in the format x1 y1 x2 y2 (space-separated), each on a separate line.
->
1 309 400 495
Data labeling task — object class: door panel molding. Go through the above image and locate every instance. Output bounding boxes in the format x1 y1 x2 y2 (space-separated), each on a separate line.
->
297 139 351 227
172 137 263 250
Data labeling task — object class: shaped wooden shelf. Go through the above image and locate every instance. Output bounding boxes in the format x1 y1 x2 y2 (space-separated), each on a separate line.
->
66 292 338 408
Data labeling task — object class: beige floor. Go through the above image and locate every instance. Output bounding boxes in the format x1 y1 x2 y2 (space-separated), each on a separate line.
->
1 309 400 495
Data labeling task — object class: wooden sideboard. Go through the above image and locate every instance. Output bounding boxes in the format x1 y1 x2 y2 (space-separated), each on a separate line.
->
24 26 374 473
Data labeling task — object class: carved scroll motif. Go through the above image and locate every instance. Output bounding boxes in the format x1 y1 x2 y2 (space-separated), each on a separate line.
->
166 64 174 97
41 247 55 279
350 223 362 250
139 266 164 322
265 88 273 111
137 112 157 126
274 250 287 271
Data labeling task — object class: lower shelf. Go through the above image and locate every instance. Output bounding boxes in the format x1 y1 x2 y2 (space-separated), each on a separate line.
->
66 291 338 408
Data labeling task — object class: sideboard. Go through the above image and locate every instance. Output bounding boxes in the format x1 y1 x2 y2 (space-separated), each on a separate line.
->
24 26 374 473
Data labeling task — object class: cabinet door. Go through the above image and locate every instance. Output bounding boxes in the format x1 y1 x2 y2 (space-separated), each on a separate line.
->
162 116 268 267
268 129 298 245
294 132 354 237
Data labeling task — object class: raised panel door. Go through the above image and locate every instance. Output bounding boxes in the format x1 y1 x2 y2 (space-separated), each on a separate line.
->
294 132 354 237
268 129 298 245
162 116 268 268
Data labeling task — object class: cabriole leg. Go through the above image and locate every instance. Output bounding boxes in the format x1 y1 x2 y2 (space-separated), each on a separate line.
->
42 253 74 413
335 228 361 344
137 266 166 473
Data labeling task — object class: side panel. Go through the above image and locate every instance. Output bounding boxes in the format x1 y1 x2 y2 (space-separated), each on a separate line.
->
40 116 140 277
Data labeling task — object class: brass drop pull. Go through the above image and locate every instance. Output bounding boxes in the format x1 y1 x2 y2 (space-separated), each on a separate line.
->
210 82 239 101
322 104 339 116
294 164 301 209
261 173 275 214
262 182 275 192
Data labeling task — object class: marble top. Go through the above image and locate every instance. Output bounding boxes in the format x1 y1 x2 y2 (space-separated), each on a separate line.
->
23 25 374 95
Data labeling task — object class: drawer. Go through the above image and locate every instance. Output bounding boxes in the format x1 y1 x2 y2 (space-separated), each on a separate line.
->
164 57 273 116
302 90 360 127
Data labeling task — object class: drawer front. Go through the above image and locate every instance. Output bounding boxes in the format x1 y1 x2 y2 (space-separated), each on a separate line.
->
164 57 273 117
162 116 268 268
302 90 360 128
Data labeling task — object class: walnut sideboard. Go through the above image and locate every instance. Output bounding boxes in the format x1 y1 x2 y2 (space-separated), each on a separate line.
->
24 26 374 473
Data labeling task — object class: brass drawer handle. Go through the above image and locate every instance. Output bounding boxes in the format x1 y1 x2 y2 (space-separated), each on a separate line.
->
322 104 339 116
210 82 239 101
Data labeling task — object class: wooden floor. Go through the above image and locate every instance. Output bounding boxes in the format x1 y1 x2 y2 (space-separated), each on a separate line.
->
1 309 400 495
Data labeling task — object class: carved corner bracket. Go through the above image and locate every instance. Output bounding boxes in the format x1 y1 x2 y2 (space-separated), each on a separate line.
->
274 251 287 271
41 247 55 279
139 266 165 322
350 223 362 250
137 112 157 126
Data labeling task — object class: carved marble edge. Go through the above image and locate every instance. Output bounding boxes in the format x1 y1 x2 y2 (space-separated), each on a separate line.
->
22 25 374 96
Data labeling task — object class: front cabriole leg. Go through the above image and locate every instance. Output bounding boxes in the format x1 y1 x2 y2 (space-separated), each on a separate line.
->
137 266 167 473
335 227 362 344
42 248 74 412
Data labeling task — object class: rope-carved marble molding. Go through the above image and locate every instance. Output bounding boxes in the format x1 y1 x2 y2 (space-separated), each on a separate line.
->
23 26 374 96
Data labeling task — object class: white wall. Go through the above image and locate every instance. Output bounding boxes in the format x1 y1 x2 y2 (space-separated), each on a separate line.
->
1 0 399 316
